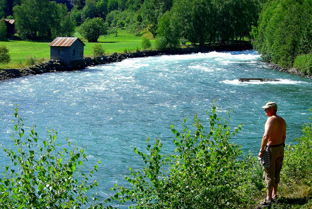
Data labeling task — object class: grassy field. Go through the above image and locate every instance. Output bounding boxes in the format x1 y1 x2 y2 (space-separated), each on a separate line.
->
0 29 155 69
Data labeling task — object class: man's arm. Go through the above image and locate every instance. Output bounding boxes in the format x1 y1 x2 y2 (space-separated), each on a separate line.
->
282 119 286 143
259 118 272 158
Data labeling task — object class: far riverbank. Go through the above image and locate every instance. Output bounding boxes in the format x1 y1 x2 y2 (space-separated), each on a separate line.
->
1 41 310 81
0 41 252 81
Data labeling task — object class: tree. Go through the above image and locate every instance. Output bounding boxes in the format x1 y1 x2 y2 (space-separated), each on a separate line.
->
0 0 6 18
167 0 192 44
14 0 56 40
57 15 75 37
165 0 261 46
70 6 83 26
107 0 118 12
117 20 125 28
78 17 107 42
81 0 98 20
96 0 108 19
73 0 85 9
118 0 127 11
191 0 215 45
0 19 7 41
0 0 21 18
164 0 215 46
0 45 10 64
105 10 120 27
13 0 74 40
126 0 141 11
51 0 74 10
155 11 180 50
53 3 75 37
141 0 173 38
252 0 312 69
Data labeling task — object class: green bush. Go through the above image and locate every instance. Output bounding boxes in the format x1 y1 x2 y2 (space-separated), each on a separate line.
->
25 56 37 66
0 45 10 64
92 44 105 58
282 108 312 184
294 53 312 75
0 107 103 208
113 105 262 208
141 37 151 50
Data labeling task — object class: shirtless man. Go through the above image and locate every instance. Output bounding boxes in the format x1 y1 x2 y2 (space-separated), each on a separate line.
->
259 102 286 205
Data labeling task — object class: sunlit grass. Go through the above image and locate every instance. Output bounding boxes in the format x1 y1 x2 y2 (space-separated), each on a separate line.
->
0 29 155 69
0 40 50 69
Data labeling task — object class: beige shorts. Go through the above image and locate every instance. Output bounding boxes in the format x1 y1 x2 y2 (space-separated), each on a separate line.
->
263 145 284 188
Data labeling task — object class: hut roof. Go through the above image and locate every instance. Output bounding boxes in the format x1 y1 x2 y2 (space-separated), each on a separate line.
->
4 19 15 24
49 37 85 47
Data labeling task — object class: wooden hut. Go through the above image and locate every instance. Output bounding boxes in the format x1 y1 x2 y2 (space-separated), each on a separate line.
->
4 19 16 39
49 37 85 64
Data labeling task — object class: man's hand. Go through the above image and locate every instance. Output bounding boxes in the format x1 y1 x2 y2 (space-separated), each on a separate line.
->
258 151 263 158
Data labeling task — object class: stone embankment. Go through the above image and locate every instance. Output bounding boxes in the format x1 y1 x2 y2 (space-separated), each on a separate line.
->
268 63 312 79
0 42 254 81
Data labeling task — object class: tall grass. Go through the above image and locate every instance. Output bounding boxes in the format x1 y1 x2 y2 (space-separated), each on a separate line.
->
0 106 311 208
112 107 312 208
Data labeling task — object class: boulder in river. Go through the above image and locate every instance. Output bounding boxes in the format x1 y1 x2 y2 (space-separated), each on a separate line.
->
239 78 279 82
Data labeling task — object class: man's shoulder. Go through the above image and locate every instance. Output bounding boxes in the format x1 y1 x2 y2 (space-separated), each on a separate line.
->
268 115 286 125
276 115 286 122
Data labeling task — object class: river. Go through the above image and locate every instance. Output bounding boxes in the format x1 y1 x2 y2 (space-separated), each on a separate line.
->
0 50 311 205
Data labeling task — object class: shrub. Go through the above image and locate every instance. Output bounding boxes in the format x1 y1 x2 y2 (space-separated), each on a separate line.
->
113 105 261 208
123 48 130 53
25 56 37 66
294 53 312 75
282 108 312 184
141 37 151 50
0 45 10 64
0 107 103 208
92 44 105 58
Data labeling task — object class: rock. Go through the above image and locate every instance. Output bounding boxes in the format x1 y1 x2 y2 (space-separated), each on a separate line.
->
239 78 279 82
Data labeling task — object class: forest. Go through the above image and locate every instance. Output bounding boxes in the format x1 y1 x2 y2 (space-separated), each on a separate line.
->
1 0 312 75
0 0 260 44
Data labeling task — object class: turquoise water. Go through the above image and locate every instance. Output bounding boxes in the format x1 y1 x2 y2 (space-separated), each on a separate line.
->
0 50 312 204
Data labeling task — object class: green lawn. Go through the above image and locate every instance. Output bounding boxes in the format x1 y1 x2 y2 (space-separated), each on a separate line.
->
0 29 155 69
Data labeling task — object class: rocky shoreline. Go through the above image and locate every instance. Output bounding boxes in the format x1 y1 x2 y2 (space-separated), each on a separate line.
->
1 42 310 81
0 42 253 81
267 63 312 79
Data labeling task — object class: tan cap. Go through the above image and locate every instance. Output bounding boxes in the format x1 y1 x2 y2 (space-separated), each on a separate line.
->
262 102 277 110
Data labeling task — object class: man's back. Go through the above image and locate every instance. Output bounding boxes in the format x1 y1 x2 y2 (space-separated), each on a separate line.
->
266 115 286 145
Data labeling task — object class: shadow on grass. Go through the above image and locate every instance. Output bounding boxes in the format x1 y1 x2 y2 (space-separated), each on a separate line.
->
277 196 307 205
97 41 117 44
255 196 310 209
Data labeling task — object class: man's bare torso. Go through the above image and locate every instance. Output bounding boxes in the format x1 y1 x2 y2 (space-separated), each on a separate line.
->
265 115 286 145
